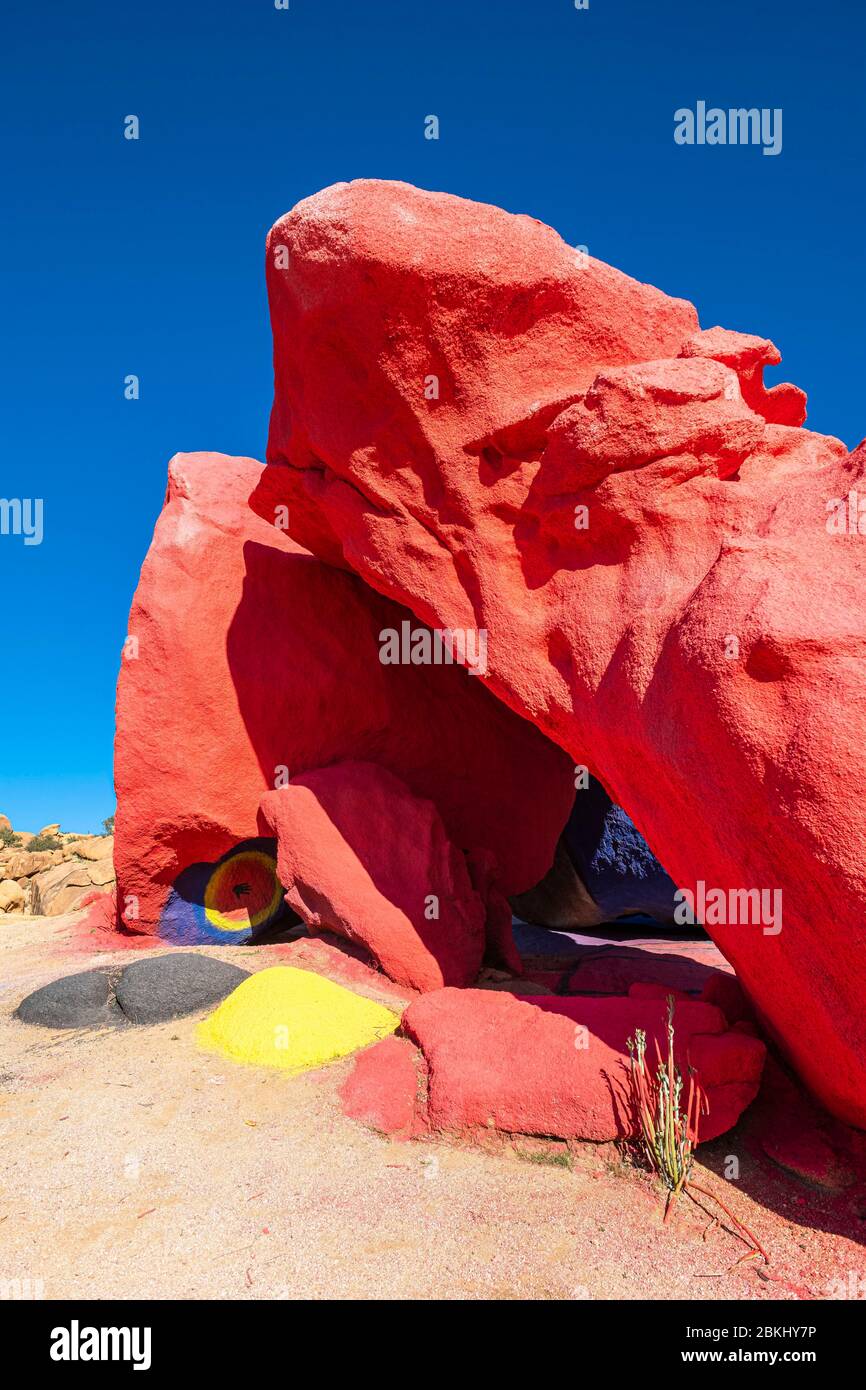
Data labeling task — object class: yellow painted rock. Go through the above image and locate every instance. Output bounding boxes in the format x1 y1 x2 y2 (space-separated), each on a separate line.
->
197 966 400 1072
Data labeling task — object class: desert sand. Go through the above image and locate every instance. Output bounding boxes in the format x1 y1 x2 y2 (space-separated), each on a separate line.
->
1 911 863 1301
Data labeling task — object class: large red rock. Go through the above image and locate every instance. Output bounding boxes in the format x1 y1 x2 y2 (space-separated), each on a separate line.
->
114 451 574 942
260 763 486 991
398 989 765 1142
260 179 866 1128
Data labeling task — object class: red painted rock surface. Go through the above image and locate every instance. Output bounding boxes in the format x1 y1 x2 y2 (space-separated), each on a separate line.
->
627 982 692 1003
339 1034 426 1137
761 1129 853 1192
260 763 486 991
678 327 807 428
398 989 764 1142
699 971 754 1026
751 1055 858 1191
114 451 573 941
70 891 154 953
261 178 866 1129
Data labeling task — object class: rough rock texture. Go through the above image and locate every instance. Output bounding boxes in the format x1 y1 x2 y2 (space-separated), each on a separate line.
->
66 836 114 863
260 762 487 992
17 954 249 1029
364 989 766 1142
114 954 249 1025
562 779 679 922
510 837 603 929
339 1034 426 1138
514 781 680 927
260 178 866 1128
2 850 63 880
114 451 573 944
30 861 94 916
16 969 121 1029
679 327 807 428
0 880 26 913
0 831 116 916
85 859 115 888
751 1055 858 1192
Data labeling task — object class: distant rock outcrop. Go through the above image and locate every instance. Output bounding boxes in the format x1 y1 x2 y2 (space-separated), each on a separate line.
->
0 822 115 916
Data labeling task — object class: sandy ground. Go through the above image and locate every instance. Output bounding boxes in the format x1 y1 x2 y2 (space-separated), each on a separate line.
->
1 912 864 1301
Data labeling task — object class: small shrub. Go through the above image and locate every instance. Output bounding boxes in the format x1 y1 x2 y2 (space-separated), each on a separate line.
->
627 996 767 1266
103 814 115 835
0 827 22 848
627 998 704 1202
25 833 63 853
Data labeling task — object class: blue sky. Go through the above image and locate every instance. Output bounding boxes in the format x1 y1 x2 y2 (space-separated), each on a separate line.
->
1 0 863 833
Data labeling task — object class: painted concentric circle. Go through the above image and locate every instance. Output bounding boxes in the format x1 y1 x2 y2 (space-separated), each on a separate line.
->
204 850 283 933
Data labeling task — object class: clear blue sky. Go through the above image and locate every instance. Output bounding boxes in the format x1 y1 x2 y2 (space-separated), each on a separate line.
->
1 0 863 833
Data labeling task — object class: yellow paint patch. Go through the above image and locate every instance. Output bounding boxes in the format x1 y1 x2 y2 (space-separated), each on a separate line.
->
197 966 400 1072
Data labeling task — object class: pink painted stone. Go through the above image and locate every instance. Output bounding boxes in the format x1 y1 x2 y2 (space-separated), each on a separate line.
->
401 989 765 1142
339 1035 425 1137
260 763 487 993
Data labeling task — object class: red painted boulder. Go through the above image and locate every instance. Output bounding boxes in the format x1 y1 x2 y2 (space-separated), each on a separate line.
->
261 179 866 1128
339 1034 426 1138
260 763 487 992
114 451 574 943
364 989 765 1142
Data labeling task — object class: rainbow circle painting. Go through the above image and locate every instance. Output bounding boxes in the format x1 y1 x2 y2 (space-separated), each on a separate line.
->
158 838 293 945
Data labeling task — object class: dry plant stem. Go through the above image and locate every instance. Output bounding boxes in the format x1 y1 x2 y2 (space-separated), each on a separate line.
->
627 996 768 1265
685 1180 770 1266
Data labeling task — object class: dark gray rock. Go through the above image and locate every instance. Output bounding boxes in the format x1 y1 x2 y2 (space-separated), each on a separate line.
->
115 953 249 1024
15 953 249 1031
562 777 680 923
16 969 121 1029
